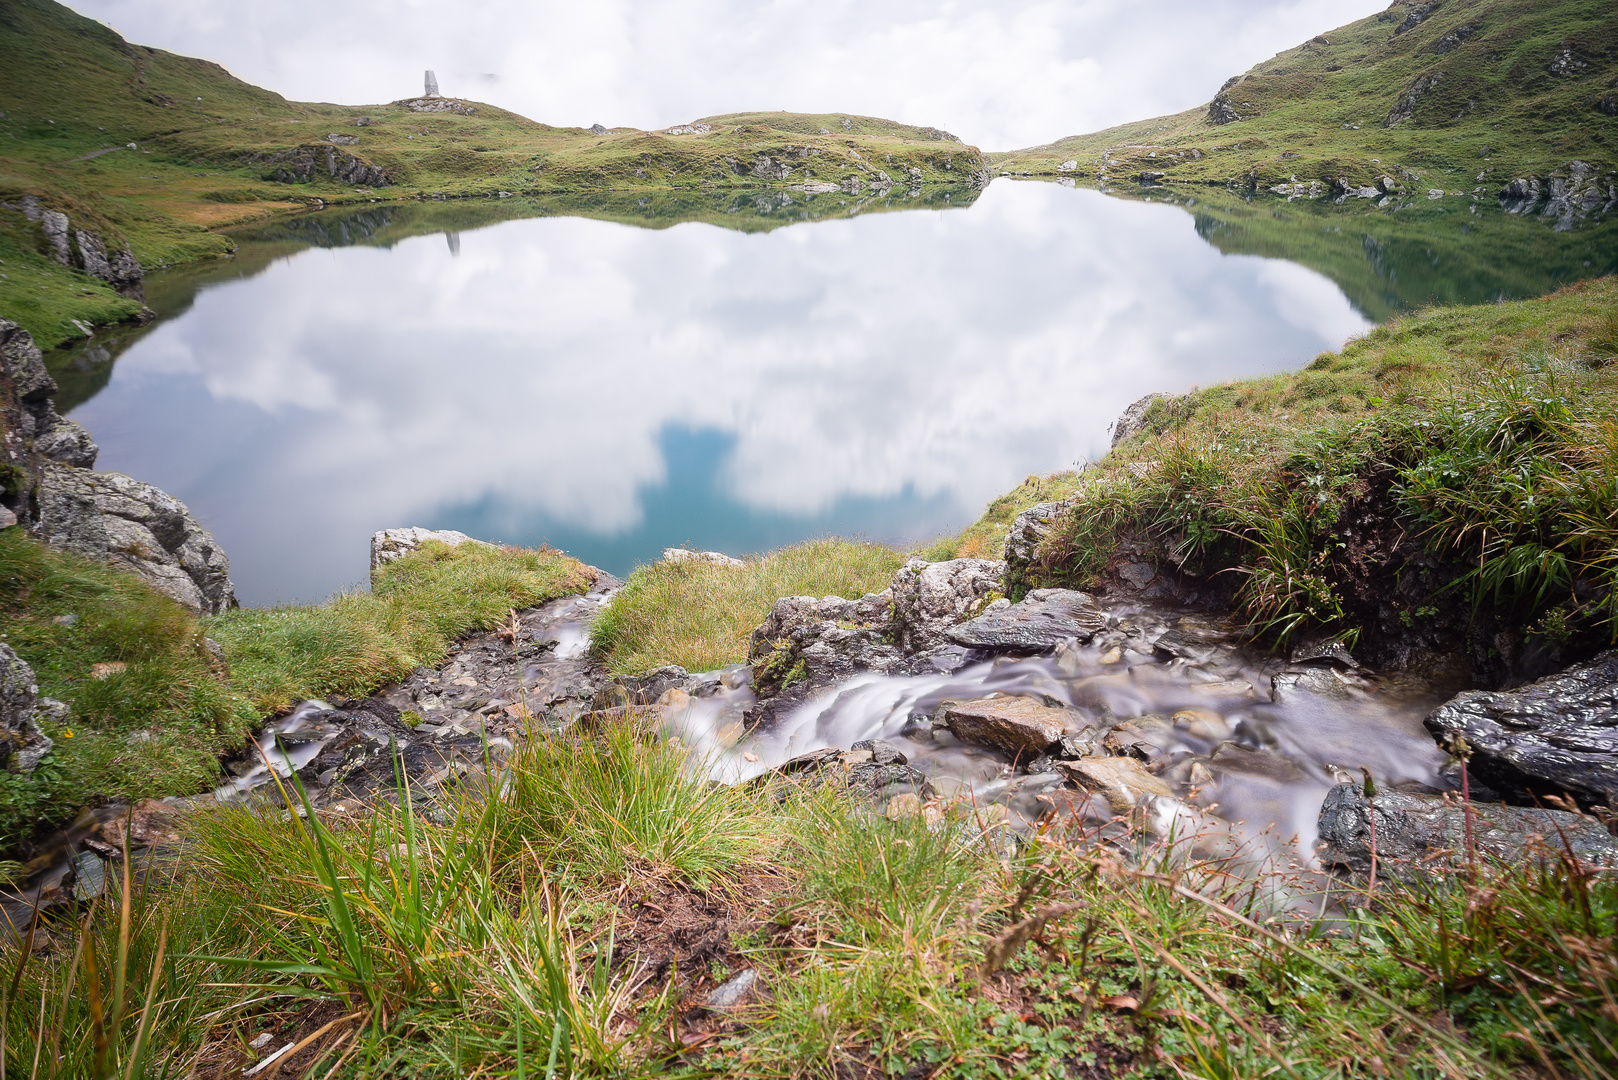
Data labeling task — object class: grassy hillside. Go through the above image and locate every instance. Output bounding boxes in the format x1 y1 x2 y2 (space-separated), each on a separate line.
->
0 0 988 345
992 0 1616 198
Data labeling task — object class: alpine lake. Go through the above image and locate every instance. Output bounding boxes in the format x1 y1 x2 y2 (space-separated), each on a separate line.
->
47 178 1618 605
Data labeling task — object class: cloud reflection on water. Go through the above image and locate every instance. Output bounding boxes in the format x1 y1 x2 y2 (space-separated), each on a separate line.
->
71 182 1371 604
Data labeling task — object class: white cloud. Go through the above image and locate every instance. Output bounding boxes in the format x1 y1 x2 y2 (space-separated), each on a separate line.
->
69 0 1387 149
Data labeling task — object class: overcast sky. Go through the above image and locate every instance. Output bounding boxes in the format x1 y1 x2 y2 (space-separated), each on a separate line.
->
68 0 1387 150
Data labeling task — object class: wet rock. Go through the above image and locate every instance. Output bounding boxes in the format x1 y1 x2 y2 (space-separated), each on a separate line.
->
1316 783 1618 877
889 557 1006 652
35 465 236 614
756 746 932 804
661 547 744 567
938 695 1091 757
946 589 1106 653
96 799 183 849
1056 757 1174 814
1271 667 1355 703
1102 721 1165 761
0 645 55 772
1208 742 1303 784
850 738 908 766
1111 392 1172 447
1424 651 1618 809
370 527 494 576
1289 635 1360 669
1054 730 1100 759
1172 708 1232 743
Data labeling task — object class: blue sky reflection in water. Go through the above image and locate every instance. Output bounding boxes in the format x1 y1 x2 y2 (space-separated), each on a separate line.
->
70 181 1370 605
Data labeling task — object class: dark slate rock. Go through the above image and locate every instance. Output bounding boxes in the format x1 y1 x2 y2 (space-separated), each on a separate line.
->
1317 783 1618 877
1424 651 1618 809
945 589 1105 653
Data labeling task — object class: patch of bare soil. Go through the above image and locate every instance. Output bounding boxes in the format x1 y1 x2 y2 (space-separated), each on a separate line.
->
613 866 791 1053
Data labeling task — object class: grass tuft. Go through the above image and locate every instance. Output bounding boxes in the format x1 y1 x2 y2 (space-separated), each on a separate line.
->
590 538 904 675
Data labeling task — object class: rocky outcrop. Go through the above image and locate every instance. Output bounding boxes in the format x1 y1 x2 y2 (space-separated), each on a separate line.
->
398 97 476 116
945 589 1107 653
3 318 102 502
1424 651 1618 810
370 527 493 578
1316 783 1618 877
3 319 234 613
1208 93 1244 125
35 465 236 614
1002 501 1067 594
1497 162 1617 231
889 557 1005 652
1385 72 1441 128
5 196 145 300
251 145 390 186
0 646 56 774
1111 392 1172 447
747 592 902 695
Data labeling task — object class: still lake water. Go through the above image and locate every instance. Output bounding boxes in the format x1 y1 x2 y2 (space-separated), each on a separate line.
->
59 179 1605 605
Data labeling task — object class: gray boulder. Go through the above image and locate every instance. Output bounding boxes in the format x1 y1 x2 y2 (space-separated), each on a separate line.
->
33 415 98 468
1317 783 1618 877
1424 651 1618 809
1 317 56 403
747 592 901 694
1002 501 1068 594
1111 393 1171 447
0 646 55 773
36 465 236 614
946 588 1106 653
41 210 72 265
890 557 1005 652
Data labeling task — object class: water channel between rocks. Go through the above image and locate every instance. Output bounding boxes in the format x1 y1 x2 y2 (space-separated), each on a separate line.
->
669 609 1446 887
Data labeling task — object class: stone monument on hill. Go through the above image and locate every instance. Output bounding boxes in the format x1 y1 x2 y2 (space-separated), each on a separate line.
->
424 70 439 96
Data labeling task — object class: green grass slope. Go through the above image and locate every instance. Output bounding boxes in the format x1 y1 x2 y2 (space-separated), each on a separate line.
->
0 0 989 345
992 0 1616 198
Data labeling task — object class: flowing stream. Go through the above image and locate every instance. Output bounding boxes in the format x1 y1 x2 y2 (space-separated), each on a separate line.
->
663 604 1450 906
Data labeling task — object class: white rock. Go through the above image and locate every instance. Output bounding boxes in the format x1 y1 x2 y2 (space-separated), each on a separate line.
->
661 548 744 568
370 527 494 573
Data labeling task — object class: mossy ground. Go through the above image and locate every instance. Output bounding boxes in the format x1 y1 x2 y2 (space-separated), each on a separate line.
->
0 531 589 847
991 0 1616 198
